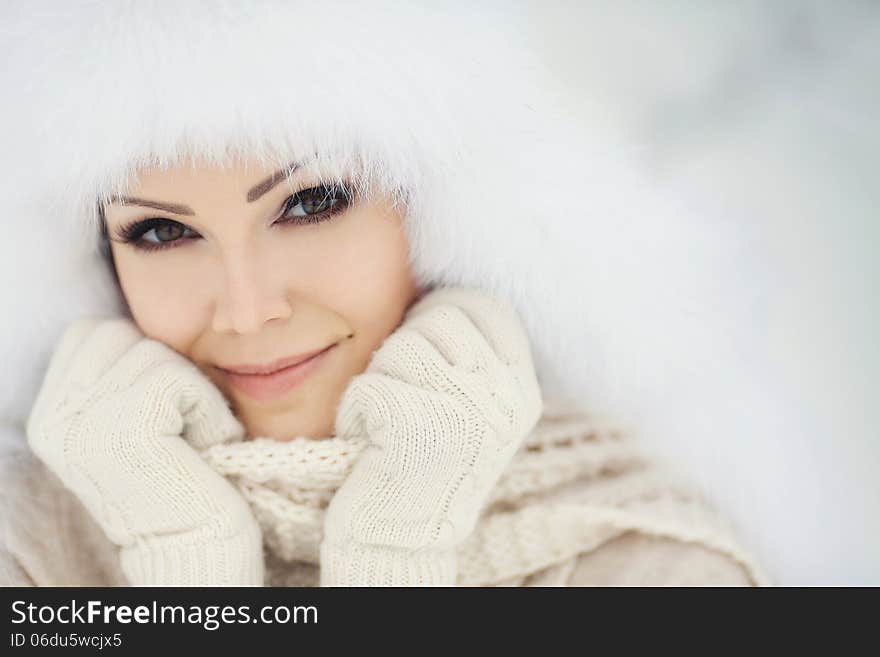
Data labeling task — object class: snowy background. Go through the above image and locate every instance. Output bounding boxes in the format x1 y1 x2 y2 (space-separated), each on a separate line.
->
516 0 879 585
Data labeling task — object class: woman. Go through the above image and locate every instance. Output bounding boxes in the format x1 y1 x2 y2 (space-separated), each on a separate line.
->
0 2 770 586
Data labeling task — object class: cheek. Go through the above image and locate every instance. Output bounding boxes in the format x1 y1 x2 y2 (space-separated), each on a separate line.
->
112 251 208 354
315 206 419 335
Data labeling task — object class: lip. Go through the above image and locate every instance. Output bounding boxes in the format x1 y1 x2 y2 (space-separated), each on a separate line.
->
219 346 334 375
218 343 338 402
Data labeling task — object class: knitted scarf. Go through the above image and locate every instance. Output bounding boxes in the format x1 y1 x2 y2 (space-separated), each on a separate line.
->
199 398 772 586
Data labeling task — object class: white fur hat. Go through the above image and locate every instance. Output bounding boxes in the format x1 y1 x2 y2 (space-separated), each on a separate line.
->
0 1 811 581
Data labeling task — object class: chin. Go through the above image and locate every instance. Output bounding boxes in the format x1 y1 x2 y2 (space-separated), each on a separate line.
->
239 402 335 441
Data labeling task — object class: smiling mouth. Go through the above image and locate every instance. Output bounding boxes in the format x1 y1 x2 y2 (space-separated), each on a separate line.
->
217 342 339 402
217 344 336 376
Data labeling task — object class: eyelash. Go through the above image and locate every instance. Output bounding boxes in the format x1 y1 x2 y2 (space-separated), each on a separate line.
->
113 183 353 253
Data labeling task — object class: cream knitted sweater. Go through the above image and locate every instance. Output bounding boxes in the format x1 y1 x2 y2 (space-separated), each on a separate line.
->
1 396 771 587
200 397 771 586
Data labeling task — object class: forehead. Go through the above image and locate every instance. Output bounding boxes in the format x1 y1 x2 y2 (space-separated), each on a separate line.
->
127 157 289 197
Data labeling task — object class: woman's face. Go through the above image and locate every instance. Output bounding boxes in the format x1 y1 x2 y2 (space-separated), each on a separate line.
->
102 156 423 440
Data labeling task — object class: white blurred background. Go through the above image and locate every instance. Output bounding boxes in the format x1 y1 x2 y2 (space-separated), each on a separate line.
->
511 0 879 585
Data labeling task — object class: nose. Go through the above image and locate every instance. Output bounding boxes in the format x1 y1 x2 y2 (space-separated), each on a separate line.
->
211 245 293 334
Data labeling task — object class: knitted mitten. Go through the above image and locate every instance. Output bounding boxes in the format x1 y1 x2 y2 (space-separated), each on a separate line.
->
320 286 543 586
26 318 264 586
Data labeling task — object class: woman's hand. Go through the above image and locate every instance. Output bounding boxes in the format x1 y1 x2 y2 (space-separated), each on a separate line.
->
321 286 543 585
26 318 264 586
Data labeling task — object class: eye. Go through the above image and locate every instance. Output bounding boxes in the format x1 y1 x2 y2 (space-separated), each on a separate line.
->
114 218 200 252
278 184 351 224
141 221 195 244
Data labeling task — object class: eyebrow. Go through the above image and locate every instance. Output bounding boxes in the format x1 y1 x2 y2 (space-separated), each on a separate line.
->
107 161 300 215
